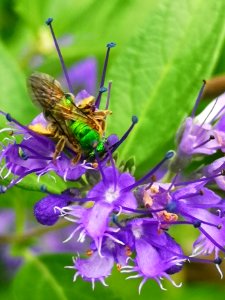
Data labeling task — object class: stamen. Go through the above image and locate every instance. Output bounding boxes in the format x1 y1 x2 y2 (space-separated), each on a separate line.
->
105 143 117 190
185 255 221 265
197 96 219 133
120 205 151 215
145 175 157 190
6 167 46 190
0 128 14 134
175 190 204 200
112 214 124 228
105 81 112 110
45 18 73 93
174 171 225 187
94 150 107 185
215 263 223 279
193 135 215 149
13 144 52 161
181 211 220 229
121 150 174 192
95 42 116 108
191 80 206 117
211 104 225 123
199 227 225 253
167 173 179 192
111 116 138 153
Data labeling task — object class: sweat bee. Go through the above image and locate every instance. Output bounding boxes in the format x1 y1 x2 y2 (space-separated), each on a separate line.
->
27 72 111 163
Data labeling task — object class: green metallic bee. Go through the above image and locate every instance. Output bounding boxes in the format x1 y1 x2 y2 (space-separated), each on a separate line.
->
27 72 110 163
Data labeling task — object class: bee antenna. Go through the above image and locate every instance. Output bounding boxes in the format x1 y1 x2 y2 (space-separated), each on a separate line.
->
95 42 116 108
45 18 73 93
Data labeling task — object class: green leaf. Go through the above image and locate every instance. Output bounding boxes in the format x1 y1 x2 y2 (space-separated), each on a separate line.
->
11 253 225 300
13 0 159 77
12 253 120 300
0 41 37 127
107 0 225 176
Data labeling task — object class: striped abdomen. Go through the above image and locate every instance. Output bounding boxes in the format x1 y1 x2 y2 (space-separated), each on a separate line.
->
69 120 100 152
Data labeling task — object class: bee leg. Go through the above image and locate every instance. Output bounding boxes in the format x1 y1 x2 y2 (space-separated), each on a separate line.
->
53 136 67 161
71 152 81 165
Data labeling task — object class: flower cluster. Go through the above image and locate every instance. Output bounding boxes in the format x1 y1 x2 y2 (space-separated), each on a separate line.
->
1 18 225 293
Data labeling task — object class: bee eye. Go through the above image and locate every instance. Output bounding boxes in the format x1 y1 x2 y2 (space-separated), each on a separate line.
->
65 93 74 104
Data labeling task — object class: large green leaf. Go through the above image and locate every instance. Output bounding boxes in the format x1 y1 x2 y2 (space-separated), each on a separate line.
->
12 253 120 300
107 0 225 176
0 41 37 127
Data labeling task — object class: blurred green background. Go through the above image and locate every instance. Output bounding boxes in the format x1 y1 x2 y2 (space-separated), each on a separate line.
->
1 0 225 299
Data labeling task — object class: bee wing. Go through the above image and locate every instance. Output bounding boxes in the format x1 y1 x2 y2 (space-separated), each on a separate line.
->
27 72 65 110
28 72 98 130
51 102 95 122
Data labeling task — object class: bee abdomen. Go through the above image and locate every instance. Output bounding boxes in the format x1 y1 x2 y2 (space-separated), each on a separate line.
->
70 120 100 151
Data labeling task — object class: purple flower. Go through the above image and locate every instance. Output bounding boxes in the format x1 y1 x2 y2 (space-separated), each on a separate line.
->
121 220 184 292
173 87 225 171
34 194 71 226
56 165 137 255
204 157 225 190
4 17 225 293
67 234 128 289
0 113 87 191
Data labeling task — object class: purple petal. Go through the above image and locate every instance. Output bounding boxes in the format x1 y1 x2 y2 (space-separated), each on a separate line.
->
34 195 69 226
75 251 114 281
83 202 113 239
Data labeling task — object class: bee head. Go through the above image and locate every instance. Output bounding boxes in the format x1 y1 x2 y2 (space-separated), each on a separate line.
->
64 93 75 106
89 140 106 161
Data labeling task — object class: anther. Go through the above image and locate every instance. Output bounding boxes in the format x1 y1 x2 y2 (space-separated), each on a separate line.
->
199 190 204 195
45 17 53 25
86 249 93 257
165 150 175 159
193 135 215 149
151 175 157 182
107 42 116 48
6 113 12 122
132 115 138 124
40 185 48 193
193 220 201 228
0 186 7 193
221 169 225 176
125 245 132 256
99 87 107 93
214 257 222 265
19 150 28 160
217 224 222 230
